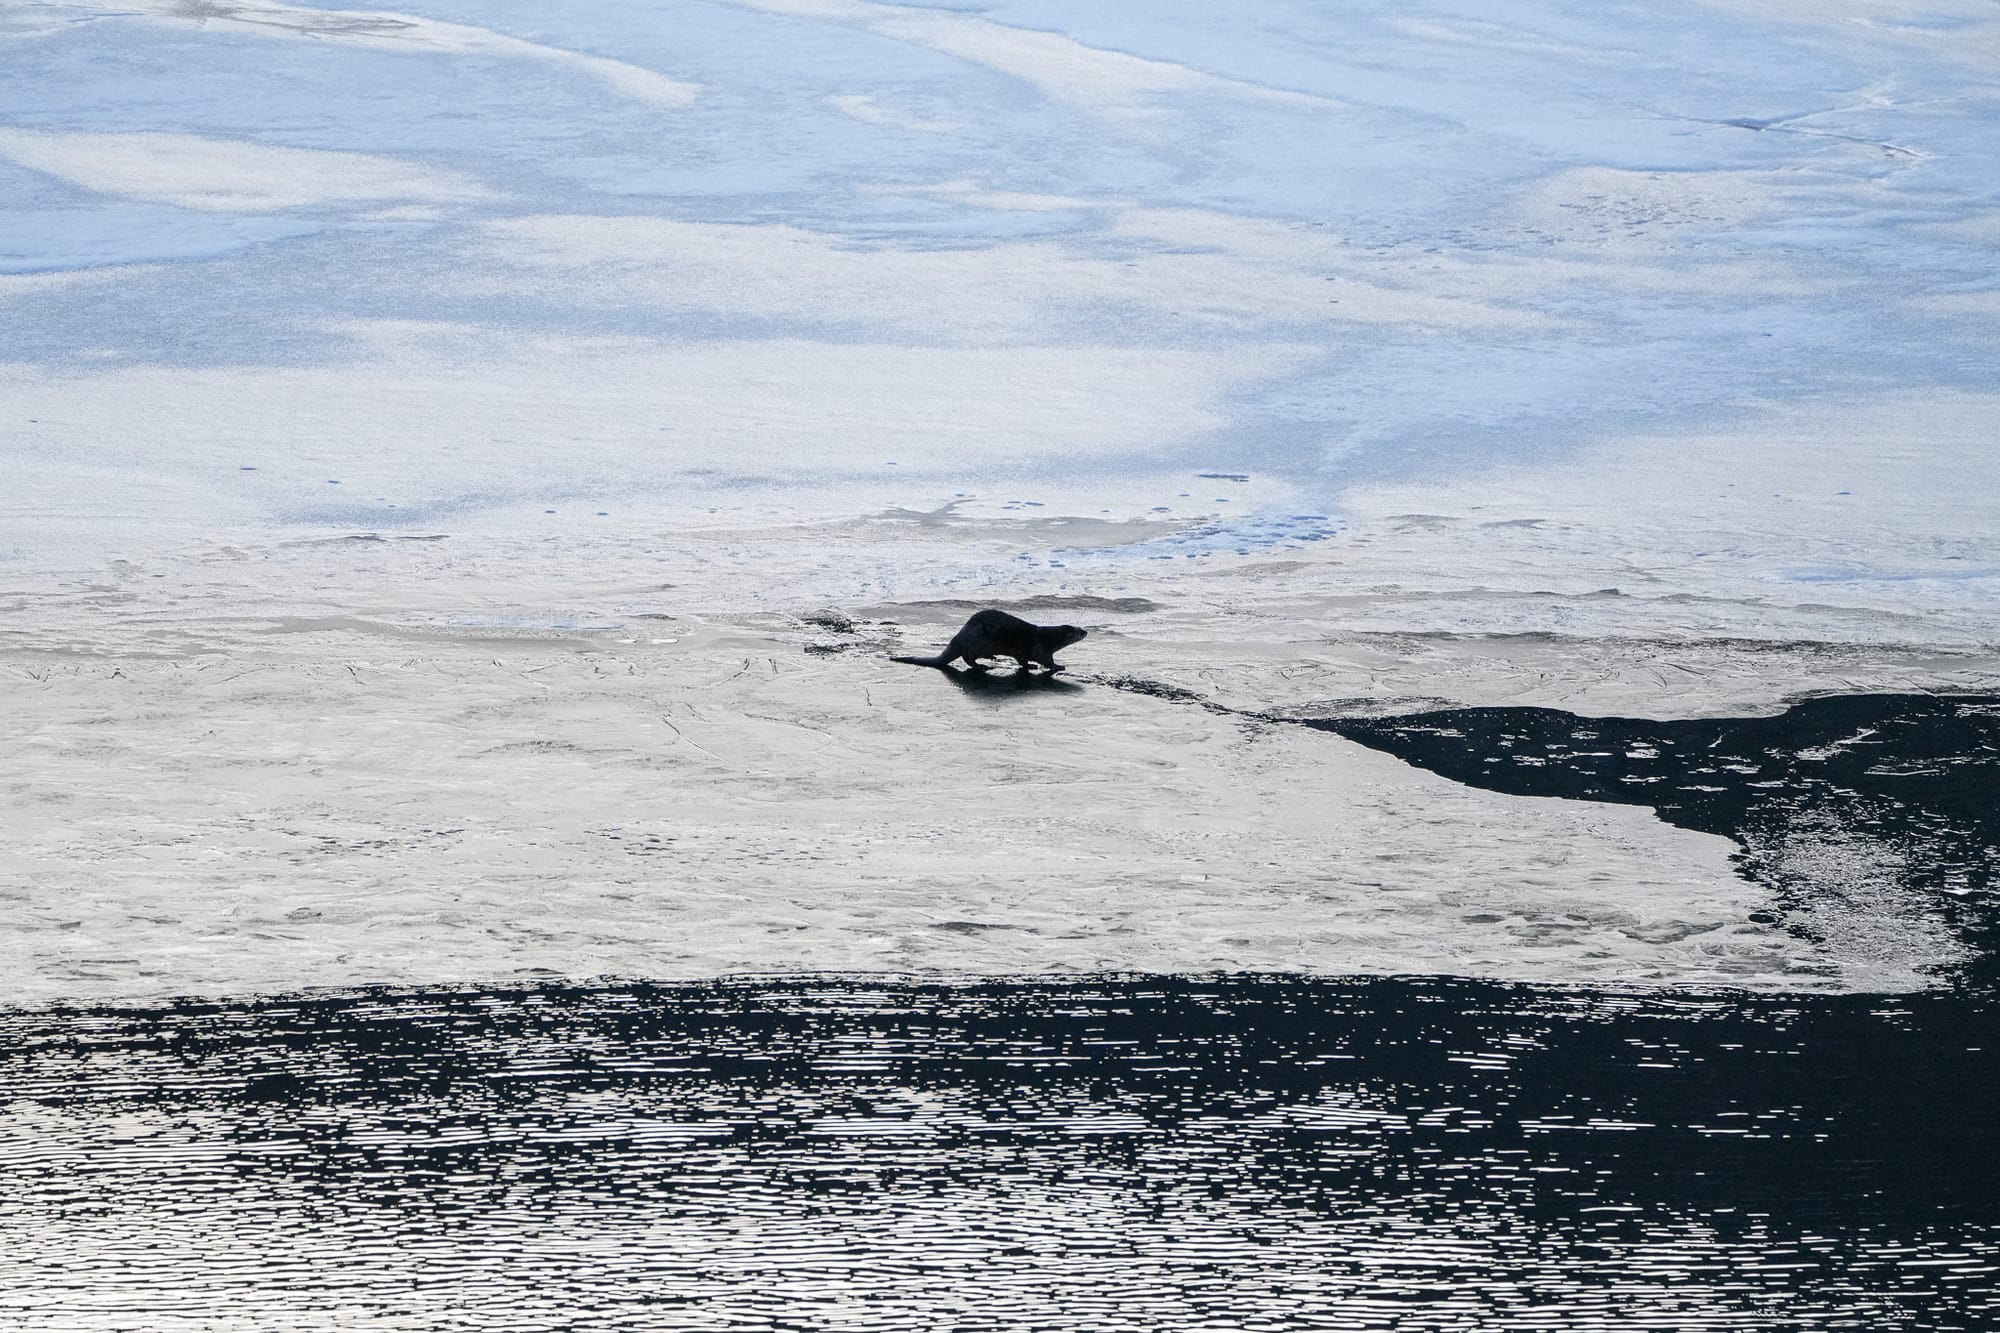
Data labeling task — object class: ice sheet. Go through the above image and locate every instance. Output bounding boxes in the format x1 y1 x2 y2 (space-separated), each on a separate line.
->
0 128 492 212
0 624 1855 1007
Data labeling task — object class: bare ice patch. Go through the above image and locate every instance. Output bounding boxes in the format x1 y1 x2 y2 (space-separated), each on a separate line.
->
63 0 701 107
825 93 957 135
467 211 1539 340
1333 389 2000 644
0 128 491 213
716 0 1339 126
1691 0 2000 72
0 319 1301 543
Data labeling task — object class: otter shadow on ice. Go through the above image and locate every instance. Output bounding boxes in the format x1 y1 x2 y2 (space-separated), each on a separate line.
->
1312 694 2000 988
935 666 1084 697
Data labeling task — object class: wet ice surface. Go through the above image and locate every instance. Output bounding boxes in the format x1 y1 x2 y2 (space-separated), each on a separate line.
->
4 976 1997 1332
1321 694 2000 990
13 613 2000 1005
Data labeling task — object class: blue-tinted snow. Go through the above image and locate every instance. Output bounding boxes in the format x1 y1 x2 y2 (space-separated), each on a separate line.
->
2 0 1996 586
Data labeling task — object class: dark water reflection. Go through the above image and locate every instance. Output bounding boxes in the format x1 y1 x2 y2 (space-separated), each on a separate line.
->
4 976 1997 1330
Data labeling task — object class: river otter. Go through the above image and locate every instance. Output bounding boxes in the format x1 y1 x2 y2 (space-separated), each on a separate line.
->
892 609 1088 673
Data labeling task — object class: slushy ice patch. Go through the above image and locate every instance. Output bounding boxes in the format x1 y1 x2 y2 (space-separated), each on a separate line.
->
1321 695 2000 988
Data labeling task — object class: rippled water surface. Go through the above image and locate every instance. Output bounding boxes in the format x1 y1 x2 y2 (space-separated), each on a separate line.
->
5 976 1997 1331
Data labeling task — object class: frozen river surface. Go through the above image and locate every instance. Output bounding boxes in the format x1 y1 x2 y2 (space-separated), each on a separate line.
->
3 0 1998 636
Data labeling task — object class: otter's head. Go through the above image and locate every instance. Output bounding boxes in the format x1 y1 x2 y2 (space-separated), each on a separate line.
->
1050 624 1088 649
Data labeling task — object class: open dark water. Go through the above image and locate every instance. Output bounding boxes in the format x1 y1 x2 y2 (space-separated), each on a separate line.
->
2 978 1997 1331
4 694 1996 1331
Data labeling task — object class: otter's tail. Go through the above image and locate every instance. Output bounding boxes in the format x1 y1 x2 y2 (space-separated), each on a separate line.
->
890 654 953 668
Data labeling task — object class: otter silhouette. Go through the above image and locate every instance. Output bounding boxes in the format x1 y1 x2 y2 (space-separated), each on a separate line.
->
892 609 1087 673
